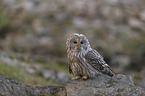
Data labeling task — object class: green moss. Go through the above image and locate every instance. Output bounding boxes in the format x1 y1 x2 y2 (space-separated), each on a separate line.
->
0 64 57 86
133 74 142 80
37 62 68 74
16 57 68 74
49 63 68 73
0 13 9 29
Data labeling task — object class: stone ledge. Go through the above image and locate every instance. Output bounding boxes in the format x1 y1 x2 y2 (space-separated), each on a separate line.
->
0 74 145 96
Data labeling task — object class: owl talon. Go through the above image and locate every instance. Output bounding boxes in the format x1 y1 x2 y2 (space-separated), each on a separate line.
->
72 78 75 80
72 76 81 80
82 76 88 80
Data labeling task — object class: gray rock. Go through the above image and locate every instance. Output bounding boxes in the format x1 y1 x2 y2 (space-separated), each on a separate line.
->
128 18 144 29
0 76 65 96
0 76 27 96
110 55 131 71
66 74 145 96
0 51 26 67
0 74 145 96
57 72 71 84
140 10 145 21
41 69 70 84
41 69 57 80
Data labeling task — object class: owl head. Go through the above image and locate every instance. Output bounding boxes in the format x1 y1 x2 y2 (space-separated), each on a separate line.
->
66 33 91 53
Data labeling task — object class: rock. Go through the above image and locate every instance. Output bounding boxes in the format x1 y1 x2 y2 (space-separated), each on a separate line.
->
133 69 145 89
41 69 57 81
110 55 131 71
1 0 145 90
140 10 145 21
72 17 88 28
128 18 144 30
41 69 70 84
66 74 145 96
25 85 65 96
0 74 145 96
0 77 27 96
57 71 71 84
0 76 65 96
0 51 26 67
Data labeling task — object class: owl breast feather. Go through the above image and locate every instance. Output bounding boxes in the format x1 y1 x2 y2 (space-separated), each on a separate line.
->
68 51 96 77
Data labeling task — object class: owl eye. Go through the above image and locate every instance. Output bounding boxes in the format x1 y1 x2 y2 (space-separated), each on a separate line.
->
80 41 83 44
73 41 77 44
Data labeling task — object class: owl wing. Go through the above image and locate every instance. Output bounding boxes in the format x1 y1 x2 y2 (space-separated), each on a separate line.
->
85 49 114 76
68 63 72 74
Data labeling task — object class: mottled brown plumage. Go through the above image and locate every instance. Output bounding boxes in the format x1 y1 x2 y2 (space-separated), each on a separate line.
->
66 33 114 80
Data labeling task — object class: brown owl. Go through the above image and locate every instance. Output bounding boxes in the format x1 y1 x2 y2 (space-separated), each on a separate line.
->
66 33 114 80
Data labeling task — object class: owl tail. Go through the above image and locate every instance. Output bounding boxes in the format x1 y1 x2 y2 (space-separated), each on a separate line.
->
100 64 115 77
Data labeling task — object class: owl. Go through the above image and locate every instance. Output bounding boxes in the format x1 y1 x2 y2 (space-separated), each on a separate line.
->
66 33 114 80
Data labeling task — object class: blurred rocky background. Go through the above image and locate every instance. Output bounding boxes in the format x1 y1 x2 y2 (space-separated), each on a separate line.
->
0 0 145 89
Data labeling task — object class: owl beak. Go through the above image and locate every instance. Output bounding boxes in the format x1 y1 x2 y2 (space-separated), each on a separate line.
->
78 44 80 49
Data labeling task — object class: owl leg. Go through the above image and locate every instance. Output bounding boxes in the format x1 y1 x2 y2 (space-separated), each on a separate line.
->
72 76 81 80
82 76 88 80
